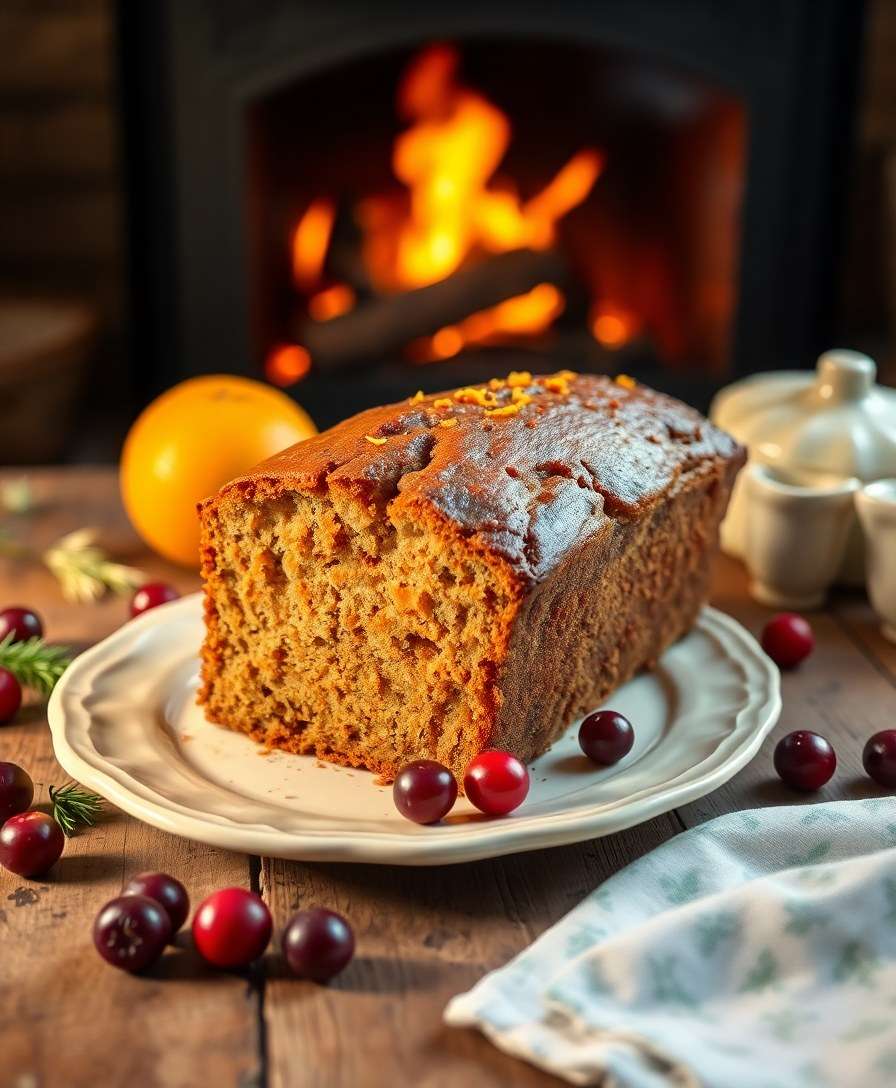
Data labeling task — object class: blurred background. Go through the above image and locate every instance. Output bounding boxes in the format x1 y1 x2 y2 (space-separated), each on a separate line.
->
0 0 893 465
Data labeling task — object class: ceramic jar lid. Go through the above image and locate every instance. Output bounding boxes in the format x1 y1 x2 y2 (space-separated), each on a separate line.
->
710 350 896 481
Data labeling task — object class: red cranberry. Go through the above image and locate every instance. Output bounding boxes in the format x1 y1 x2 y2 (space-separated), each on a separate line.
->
862 730 896 789
0 667 22 724
761 613 815 669
123 871 190 934
464 750 530 816
579 710 635 765
282 907 355 982
130 583 180 618
93 894 172 972
0 606 43 644
192 887 272 968
393 759 458 824
773 730 836 791
0 810 64 877
0 761 33 822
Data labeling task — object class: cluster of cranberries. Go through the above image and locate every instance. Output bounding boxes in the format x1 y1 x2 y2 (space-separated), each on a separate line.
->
392 710 635 825
772 727 896 792
0 586 179 732
0 586 182 877
0 761 65 878
758 612 896 792
0 605 44 725
94 872 354 981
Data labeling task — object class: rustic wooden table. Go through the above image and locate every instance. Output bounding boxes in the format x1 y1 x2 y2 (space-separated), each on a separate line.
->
2 467 895 1088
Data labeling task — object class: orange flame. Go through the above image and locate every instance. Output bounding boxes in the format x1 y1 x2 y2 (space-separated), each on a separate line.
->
371 44 603 292
277 44 609 378
292 198 336 290
413 283 565 363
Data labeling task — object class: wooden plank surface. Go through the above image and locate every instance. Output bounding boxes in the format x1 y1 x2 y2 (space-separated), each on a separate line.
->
2 467 895 1088
678 555 896 827
0 469 261 1088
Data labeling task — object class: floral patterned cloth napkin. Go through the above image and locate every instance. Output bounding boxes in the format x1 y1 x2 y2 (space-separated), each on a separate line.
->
445 799 896 1088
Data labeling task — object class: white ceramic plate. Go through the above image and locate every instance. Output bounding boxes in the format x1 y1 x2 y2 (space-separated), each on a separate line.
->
49 595 780 866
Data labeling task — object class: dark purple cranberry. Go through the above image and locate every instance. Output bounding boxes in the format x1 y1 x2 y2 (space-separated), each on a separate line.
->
862 730 896 789
579 710 635 765
0 667 22 725
773 730 836 791
0 761 33 822
282 907 355 982
761 613 815 669
0 811 64 877
0 606 43 644
393 759 457 824
93 895 172 972
130 583 180 618
123 871 190 934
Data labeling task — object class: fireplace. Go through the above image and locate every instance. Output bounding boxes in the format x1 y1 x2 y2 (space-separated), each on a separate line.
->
118 1 864 427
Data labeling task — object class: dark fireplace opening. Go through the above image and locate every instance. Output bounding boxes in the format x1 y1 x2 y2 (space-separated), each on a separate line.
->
118 2 864 428
249 40 746 418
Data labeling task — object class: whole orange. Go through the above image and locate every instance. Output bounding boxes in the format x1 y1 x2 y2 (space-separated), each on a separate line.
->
121 375 316 566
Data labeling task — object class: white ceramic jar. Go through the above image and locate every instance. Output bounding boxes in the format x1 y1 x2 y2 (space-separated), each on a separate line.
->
855 480 896 642
741 464 859 609
711 350 896 586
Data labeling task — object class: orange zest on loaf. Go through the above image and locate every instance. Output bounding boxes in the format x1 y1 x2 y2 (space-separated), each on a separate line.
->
453 386 499 408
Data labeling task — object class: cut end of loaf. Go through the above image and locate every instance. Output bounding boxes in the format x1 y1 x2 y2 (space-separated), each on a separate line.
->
198 481 521 781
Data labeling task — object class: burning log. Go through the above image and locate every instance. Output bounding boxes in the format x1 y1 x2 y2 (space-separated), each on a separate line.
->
292 247 569 372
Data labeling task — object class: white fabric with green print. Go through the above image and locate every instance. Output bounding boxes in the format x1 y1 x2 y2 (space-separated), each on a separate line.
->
445 799 896 1087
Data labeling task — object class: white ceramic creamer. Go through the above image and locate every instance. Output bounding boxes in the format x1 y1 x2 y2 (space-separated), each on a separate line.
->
711 350 896 586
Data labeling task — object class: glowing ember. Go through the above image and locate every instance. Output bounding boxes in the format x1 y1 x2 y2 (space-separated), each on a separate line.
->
413 283 565 364
308 284 356 322
430 326 464 359
590 304 639 349
266 343 312 385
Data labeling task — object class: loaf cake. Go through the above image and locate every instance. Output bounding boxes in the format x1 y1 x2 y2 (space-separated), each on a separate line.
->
198 371 744 782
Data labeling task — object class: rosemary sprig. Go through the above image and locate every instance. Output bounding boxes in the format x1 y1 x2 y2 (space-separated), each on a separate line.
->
43 528 146 604
49 782 104 837
0 634 71 696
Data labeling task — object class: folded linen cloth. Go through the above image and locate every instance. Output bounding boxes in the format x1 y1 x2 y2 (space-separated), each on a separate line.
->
445 799 896 1088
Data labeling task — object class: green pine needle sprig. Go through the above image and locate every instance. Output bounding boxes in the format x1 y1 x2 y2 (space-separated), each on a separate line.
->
0 634 72 696
49 782 104 837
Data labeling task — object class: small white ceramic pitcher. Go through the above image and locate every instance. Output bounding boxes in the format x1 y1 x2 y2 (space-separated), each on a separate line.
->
742 463 859 609
856 480 896 643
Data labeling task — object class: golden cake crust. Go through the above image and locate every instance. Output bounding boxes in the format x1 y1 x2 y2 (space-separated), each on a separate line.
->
210 371 742 586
